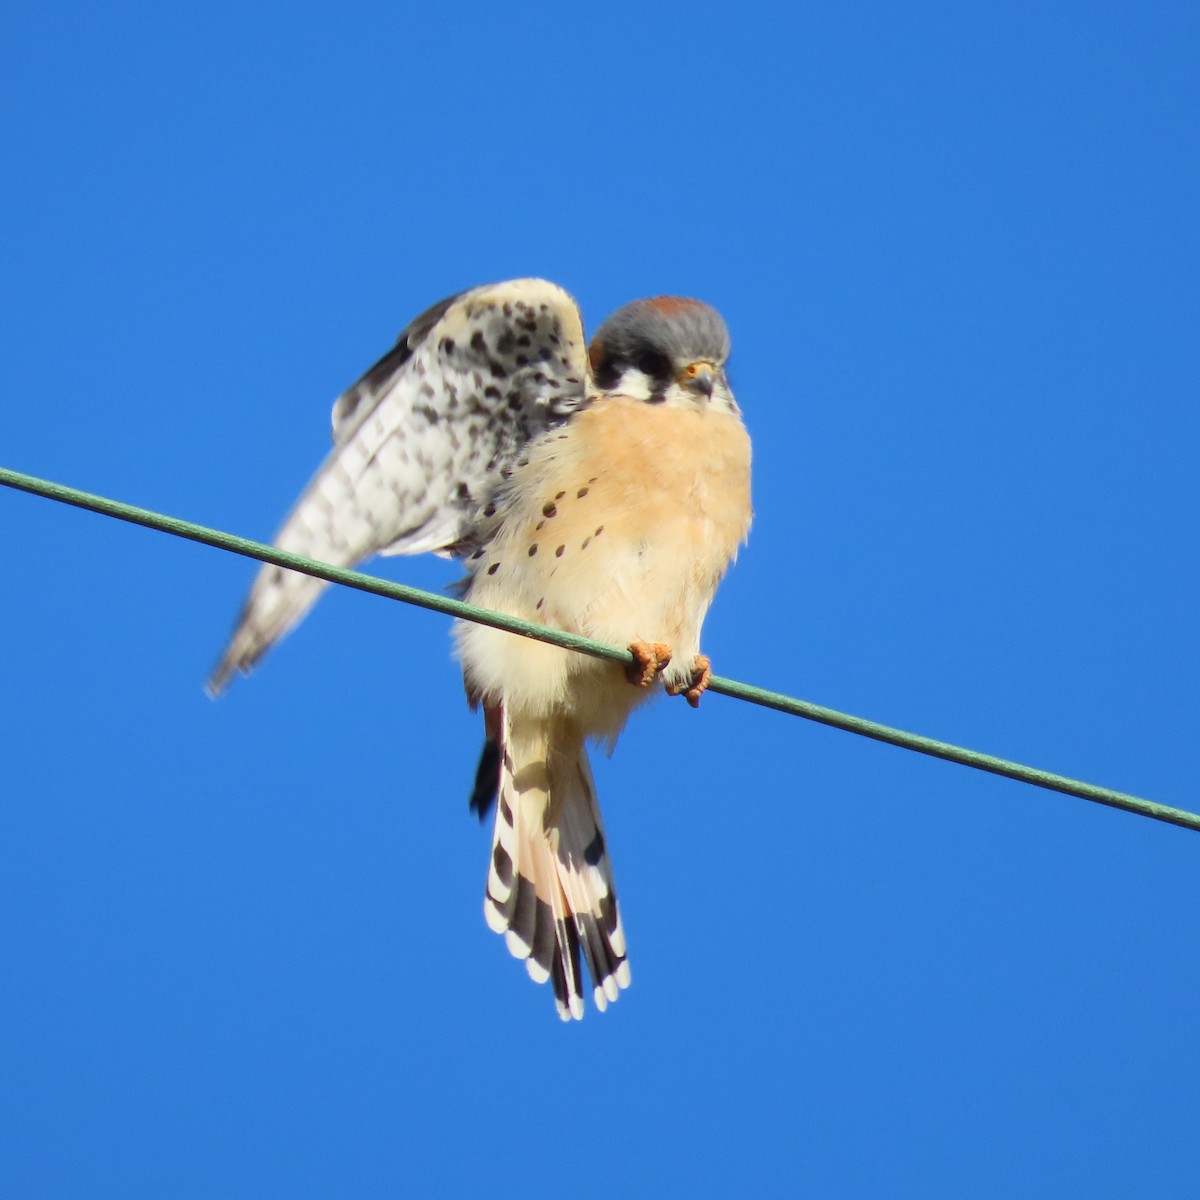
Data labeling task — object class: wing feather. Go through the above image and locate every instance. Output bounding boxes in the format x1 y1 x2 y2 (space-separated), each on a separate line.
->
208 278 589 694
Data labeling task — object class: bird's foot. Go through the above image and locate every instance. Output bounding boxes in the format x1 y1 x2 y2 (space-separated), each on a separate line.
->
626 641 673 688
665 654 712 709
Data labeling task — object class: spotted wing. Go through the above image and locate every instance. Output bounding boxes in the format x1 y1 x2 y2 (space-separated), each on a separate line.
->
208 279 590 694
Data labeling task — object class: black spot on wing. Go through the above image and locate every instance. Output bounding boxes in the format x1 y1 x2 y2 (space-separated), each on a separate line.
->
331 282 597 562
331 290 464 444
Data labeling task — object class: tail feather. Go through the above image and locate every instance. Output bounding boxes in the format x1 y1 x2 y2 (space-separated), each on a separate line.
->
483 707 629 1020
554 750 628 1009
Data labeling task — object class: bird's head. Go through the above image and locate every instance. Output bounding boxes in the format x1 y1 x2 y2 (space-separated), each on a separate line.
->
588 296 737 415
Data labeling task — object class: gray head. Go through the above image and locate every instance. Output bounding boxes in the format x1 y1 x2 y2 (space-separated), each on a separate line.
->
588 296 737 414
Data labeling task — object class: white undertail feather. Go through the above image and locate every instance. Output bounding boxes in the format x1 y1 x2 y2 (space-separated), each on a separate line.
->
484 706 630 1020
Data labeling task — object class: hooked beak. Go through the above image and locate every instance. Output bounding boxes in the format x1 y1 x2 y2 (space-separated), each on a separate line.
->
681 361 716 398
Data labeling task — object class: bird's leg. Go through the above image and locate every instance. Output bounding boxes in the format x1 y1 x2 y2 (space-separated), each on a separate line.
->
626 641 673 688
664 654 712 709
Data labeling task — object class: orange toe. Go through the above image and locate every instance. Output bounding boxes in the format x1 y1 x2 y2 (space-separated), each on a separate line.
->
626 640 673 688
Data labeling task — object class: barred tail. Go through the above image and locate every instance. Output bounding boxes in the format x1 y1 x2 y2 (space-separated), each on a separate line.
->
482 707 630 1020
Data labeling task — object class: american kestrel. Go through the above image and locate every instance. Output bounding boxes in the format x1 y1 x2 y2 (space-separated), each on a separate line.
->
210 279 752 1019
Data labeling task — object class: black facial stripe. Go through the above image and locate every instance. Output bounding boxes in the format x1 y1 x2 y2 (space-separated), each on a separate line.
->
592 359 621 390
593 345 674 400
635 350 672 383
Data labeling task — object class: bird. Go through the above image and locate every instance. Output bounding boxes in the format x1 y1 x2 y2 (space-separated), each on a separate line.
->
209 279 752 1019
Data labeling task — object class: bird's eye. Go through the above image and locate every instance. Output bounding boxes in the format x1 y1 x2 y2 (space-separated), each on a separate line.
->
636 352 670 379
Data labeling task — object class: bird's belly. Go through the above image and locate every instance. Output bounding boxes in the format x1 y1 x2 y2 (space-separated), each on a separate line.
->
455 398 751 733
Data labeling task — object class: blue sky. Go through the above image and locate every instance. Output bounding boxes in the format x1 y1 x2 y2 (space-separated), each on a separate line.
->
3 2 1198 1196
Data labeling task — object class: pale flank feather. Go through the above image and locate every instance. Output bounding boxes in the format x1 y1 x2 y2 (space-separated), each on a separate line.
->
483 706 630 1020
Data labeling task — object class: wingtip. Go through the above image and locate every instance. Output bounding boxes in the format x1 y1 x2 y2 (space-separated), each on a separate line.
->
205 669 231 700
205 654 241 699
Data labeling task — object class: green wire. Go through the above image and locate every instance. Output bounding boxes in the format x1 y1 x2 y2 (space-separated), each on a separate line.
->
2 463 1195 834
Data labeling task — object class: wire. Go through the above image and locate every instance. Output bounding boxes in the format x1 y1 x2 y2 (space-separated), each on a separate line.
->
2 463 1196 834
